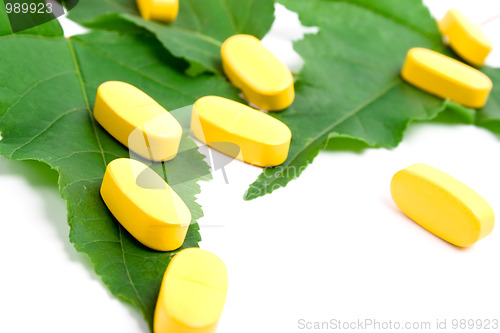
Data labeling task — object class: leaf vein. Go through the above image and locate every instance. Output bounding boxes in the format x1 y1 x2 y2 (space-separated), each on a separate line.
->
268 77 402 184
67 37 149 314
220 0 238 33
0 70 74 122
9 107 85 158
72 38 201 100
119 226 148 314
184 0 203 30
52 149 123 163
63 177 103 190
167 25 223 48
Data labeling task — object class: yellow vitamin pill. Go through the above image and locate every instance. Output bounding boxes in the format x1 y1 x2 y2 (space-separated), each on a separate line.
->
401 48 492 108
154 248 228 333
221 34 295 111
191 96 291 167
94 81 182 162
136 0 178 23
100 158 191 251
439 9 492 67
391 164 495 247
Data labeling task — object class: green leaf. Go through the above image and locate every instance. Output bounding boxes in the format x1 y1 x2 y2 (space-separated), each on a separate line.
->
0 19 239 330
476 67 500 131
244 0 471 200
67 0 275 75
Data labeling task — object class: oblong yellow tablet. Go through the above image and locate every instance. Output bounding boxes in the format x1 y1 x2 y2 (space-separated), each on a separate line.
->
221 34 295 111
439 9 492 67
191 96 291 167
401 48 492 108
137 0 178 23
391 164 495 247
94 81 182 162
154 248 228 333
100 158 191 251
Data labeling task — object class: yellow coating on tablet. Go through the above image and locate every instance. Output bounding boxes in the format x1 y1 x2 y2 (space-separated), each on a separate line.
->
401 48 492 108
154 248 228 333
100 158 191 251
221 34 295 111
137 0 178 23
439 9 492 67
391 164 495 247
94 81 182 162
191 96 291 167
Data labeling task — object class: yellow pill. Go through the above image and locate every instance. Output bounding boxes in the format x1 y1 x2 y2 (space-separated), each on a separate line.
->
154 248 228 333
136 0 178 23
221 34 295 111
100 158 191 251
439 9 492 67
391 164 495 247
401 48 492 108
94 81 182 162
191 96 291 167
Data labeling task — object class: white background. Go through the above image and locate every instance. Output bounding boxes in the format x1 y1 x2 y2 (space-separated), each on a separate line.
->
1 1 500 332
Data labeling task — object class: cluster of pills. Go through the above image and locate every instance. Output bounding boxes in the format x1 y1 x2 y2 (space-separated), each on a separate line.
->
95 2 297 330
93 3 496 333
396 9 496 247
402 9 493 108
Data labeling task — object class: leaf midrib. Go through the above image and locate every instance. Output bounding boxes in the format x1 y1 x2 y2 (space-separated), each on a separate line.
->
122 13 224 48
67 39 106 167
71 36 201 100
258 0 443 189
66 36 149 315
269 77 402 185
